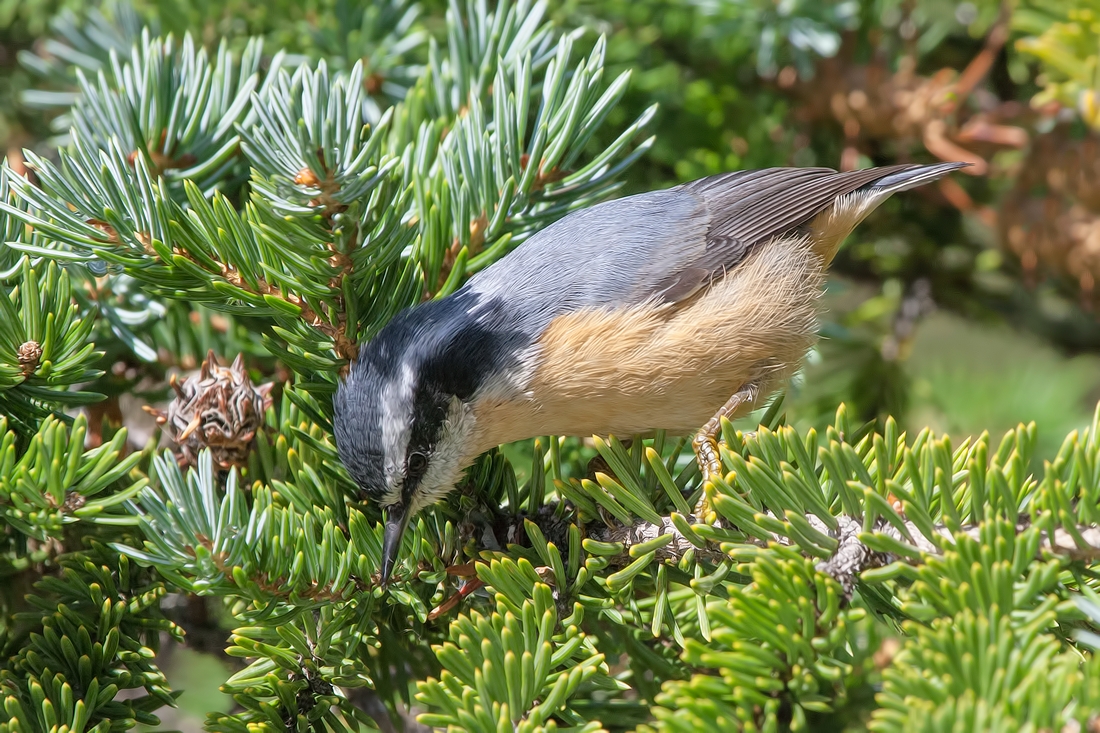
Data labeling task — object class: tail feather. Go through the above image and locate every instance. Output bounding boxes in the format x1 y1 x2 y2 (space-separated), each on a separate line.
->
864 161 971 194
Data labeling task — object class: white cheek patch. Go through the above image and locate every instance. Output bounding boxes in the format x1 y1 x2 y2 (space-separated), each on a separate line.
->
408 396 477 516
380 361 416 507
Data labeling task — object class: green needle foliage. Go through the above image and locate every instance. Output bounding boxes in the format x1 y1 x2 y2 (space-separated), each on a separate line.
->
0 413 145 551
5 1 1100 731
0 258 104 437
417 583 615 733
1 543 182 733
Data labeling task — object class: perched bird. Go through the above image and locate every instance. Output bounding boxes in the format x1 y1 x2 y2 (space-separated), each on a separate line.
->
333 162 967 581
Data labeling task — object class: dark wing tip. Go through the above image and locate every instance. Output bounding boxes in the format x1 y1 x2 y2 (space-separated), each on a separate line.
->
864 161 971 193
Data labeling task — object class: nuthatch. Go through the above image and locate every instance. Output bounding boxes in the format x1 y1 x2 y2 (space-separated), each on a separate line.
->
333 162 967 581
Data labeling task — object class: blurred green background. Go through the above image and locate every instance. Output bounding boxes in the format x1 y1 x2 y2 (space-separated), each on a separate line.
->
5 0 1100 727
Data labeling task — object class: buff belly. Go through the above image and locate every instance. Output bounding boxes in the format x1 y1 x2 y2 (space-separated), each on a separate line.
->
468 236 826 452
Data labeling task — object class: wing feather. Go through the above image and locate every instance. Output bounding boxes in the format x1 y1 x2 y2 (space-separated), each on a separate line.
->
466 164 948 334
673 165 917 282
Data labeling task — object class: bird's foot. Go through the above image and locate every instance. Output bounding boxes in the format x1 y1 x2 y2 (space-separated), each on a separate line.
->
691 432 722 523
691 383 761 524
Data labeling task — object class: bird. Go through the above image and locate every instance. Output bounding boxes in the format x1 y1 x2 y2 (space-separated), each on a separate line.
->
332 161 968 582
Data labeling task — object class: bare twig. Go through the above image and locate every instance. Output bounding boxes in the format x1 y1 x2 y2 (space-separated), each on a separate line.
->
524 508 1100 600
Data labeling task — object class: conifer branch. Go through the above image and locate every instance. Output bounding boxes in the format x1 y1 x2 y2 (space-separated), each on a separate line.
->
6 2 1100 732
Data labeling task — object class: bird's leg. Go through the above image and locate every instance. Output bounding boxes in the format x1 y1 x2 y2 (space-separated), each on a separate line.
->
692 383 760 521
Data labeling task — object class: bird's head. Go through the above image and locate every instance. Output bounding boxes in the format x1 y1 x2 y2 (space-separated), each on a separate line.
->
333 317 481 583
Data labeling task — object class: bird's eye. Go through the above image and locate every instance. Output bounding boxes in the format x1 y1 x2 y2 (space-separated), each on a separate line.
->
407 452 428 479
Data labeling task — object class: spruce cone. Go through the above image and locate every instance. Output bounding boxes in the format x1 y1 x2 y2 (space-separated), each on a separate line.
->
145 350 274 469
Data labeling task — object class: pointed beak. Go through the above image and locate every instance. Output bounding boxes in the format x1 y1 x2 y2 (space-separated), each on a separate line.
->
380 503 411 583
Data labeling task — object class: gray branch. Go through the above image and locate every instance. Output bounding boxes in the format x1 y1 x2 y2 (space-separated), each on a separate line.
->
558 511 1100 598
589 516 727 563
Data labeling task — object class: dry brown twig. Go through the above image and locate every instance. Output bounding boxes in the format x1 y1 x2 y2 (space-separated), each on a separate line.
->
790 0 1020 227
